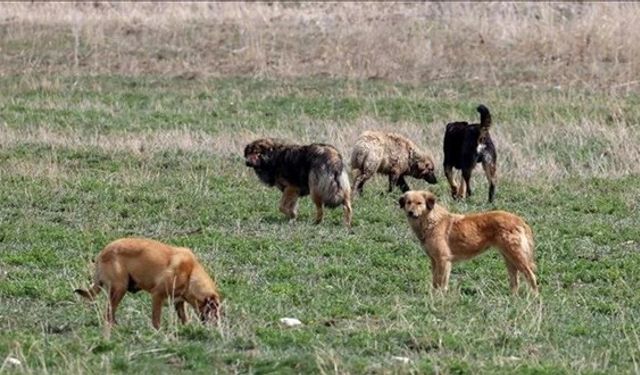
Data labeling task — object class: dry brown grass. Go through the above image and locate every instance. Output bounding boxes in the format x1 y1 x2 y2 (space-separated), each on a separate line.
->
2 117 637 181
1 3 638 181
2 2 640 89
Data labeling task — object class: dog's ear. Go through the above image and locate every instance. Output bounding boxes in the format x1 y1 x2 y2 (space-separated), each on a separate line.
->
398 195 406 209
427 159 435 170
264 139 276 153
422 192 436 210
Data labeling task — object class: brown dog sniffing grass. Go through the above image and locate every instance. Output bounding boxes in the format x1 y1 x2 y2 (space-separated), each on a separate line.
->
75 238 221 329
399 191 538 294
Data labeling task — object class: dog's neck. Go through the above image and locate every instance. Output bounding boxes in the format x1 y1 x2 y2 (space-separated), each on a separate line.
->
409 204 450 241
408 151 420 171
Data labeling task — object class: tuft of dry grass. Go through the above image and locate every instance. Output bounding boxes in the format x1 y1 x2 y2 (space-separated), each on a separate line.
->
2 2 640 89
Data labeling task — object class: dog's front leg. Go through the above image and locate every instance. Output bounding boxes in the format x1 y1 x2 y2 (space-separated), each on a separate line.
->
343 197 353 231
388 172 407 193
429 257 439 289
482 160 497 203
459 169 473 198
174 301 188 324
387 175 396 193
279 186 299 220
432 258 452 291
151 294 166 329
396 176 411 192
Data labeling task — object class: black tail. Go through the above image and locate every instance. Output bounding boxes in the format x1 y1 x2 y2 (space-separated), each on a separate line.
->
75 283 102 301
477 105 491 129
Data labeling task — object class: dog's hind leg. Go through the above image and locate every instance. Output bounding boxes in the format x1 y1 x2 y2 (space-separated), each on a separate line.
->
511 264 538 295
342 194 353 230
504 241 538 295
351 169 364 196
354 170 373 195
461 168 473 198
503 257 519 294
444 165 459 199
520 266 538 295
311 191 324 224
107 286 126 325
482 160 497 203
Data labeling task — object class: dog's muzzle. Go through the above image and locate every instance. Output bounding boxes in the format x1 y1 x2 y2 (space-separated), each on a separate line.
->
245 154 260 167
407 211 420 219
424 173 437 184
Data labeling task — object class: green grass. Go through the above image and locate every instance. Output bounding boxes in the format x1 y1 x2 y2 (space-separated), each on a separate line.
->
1 76 640 373
3 76 640 133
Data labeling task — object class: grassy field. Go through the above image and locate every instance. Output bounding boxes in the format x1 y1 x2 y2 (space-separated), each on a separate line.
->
1 76 639 374
2 3 640 374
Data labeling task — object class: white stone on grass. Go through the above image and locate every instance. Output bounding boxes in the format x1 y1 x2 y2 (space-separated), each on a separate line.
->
4 357 22 366
391 356 410 364
279 317 303 327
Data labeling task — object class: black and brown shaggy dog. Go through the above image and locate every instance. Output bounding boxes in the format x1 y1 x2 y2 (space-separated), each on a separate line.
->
443 105 497 203
351 131 437 195
244 138 352 228
399 190 538 294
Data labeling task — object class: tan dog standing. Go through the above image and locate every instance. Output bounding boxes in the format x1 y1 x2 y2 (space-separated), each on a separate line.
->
399 191 538 294
75 238 221 329
351 131 437 195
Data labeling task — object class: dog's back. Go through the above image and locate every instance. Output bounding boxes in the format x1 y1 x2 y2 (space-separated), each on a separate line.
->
448 210 533 264
75 238 192 299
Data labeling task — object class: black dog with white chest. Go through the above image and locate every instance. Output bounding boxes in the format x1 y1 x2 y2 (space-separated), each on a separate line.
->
443 105 497 203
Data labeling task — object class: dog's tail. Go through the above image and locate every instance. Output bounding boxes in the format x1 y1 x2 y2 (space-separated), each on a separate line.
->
519 224 536 272
74 282 102 301
477 105 492 129
311 159 351 209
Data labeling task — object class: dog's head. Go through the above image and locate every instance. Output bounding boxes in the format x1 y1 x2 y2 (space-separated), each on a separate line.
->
412 155 437 184
244 138 282 168
198 294 222 325
399 190 436 219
